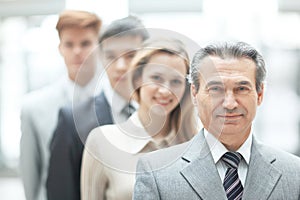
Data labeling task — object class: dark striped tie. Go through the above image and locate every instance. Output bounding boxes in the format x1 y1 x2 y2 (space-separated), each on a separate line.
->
222 152 243 200
122 103 135 118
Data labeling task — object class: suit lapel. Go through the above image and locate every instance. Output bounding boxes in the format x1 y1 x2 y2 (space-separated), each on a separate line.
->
75 92 113 143
95 92 113 125
243 138 282 199
180 131 227 200
179 132 282 199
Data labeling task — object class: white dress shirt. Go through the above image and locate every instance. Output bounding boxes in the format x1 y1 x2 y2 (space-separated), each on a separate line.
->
204 129 252 186
65 73 100 103
102 77 137 123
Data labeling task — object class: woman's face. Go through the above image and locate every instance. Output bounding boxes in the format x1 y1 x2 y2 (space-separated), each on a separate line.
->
138 52 187 116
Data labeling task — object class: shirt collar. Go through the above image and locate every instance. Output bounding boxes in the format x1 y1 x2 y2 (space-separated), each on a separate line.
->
204 129 252 165
124 112 176 154
65 73 100 103
102 77 128 114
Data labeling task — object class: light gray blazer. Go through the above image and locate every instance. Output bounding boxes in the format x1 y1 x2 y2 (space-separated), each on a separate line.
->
20 78 71 200
134 129 300 200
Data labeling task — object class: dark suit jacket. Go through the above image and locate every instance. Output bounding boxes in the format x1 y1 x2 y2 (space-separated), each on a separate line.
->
46 92 113 200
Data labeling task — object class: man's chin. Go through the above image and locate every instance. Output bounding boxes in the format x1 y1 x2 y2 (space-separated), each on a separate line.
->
208 125 241 137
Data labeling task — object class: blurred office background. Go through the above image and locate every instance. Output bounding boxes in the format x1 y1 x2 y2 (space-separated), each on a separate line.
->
0 0 300 199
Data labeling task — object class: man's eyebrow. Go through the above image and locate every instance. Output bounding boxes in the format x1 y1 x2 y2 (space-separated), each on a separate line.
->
205 81 223 87
236 81 252 86
103 50 115 55
205 80 253 87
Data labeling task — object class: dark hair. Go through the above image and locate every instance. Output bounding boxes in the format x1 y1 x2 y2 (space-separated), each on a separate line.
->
99 16 149 45
190 41 266 93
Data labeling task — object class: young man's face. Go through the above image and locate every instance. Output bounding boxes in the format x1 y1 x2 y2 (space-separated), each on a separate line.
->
59 27 99 85
101 35 143 98
192 56 264 149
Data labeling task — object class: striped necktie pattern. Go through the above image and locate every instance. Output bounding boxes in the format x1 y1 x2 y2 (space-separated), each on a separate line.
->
122 103 135 118
222 152 243 200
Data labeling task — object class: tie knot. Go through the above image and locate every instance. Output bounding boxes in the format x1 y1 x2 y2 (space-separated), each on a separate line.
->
122 103 135 117
222 152 242 169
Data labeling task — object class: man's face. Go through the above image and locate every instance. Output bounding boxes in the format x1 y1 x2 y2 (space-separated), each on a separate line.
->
192 56 264 145
101 35 143 98
59 27 99 85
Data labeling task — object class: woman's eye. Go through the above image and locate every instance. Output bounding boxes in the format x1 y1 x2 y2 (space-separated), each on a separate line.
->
171 79 183 86
125 52 135 59
105 55 115 61
151 75 162 81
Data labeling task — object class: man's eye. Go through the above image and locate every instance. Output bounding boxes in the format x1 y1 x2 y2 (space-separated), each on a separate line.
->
208 86 224 94
64 42 73 48
236 86 250 94
210 86 221 91
81 41 92 47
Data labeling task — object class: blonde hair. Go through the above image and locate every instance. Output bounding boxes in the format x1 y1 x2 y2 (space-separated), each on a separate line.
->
130 38 197 140
56 10 102 38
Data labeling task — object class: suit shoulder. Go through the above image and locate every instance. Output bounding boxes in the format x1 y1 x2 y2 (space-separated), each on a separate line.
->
148 141 189 157
87 124 116 141
258 143 300 169
22 81 66 112
58 95 100 131
139 141 191 171
84 125 111 155
73 96 95 111
273 148 300 166
72 93 107 117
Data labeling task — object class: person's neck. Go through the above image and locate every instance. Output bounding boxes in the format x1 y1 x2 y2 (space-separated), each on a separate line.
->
138 109 171 141
114 86 135 102
209 127 251 151
70 76 92 87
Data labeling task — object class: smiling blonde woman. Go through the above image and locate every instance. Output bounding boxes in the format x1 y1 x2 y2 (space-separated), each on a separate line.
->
80 38 198 200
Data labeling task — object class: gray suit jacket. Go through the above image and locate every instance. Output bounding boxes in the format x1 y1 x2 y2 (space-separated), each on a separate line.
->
20 78 70 200
134 130 300 200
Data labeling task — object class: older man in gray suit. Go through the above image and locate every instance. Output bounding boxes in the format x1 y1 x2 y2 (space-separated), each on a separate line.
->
133 42 300 200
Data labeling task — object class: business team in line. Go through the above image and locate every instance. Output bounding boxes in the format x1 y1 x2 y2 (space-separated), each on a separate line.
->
20 9 300 200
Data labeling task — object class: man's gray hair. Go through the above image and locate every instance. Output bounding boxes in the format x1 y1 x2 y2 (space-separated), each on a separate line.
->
190 42 266 93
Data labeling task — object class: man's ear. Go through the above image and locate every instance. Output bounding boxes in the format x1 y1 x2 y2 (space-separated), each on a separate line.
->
58 43 63 56
98 47 104 60
191 84 198 105
191 84 197 97
257 83 264 106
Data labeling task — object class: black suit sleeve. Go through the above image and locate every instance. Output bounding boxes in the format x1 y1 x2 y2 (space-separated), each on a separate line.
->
46 107 83 200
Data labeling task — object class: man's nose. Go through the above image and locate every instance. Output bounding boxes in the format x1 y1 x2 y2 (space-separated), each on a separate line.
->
222 91 238 110
73 46 82 55
115 57 126 70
